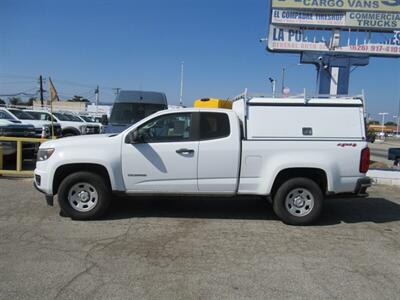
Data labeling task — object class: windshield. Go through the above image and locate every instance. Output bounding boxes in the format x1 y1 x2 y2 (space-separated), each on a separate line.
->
53 112 76 121
27 111 54 121
80 115 95 122
8 109 36 120
0 110 15 120
109 103 167 125
64 114 83 122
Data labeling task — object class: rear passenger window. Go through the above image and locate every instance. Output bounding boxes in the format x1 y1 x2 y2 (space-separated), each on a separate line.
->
200 112 230 140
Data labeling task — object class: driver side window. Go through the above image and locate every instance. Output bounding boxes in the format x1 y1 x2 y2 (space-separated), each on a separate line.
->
137 113 192 143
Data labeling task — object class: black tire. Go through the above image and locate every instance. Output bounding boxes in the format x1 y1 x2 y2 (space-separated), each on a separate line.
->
58 171 111 220
273 177 323 225
59 210 68 217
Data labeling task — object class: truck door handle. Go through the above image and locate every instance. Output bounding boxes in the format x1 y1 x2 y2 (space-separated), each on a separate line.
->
176 148 194 154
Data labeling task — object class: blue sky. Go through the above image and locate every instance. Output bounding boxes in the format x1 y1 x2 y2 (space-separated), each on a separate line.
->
0 0 399 121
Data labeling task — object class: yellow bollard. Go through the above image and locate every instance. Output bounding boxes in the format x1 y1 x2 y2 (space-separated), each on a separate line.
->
0 137 49 176
0 144 3 171
16 141 22 172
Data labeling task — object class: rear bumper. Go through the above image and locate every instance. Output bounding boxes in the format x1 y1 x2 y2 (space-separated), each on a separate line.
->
354 177 372 197
327 177 372 199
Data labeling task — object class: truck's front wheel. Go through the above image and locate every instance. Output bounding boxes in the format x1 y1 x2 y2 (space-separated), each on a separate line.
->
273 177 323 225
58 172 111 220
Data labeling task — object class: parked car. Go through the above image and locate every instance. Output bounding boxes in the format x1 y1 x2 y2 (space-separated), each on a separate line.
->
63 113 104 133
24 110 100 137
388 148 400 166
0 119 36 156
5 108 62 138
34 94 371 225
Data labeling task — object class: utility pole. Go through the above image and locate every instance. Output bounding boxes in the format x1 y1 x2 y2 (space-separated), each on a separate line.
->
39 75 44 107
179 61 184 107
95 85 99 115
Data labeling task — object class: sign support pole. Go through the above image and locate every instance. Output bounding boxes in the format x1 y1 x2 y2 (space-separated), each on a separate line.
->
301 52 369 95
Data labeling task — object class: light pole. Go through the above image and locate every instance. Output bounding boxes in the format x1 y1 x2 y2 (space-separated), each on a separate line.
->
394 115 399 138
95 85 99 115
269 77 276 98
281 63 303 95
378 112 388 139
396 99 400 138
179 61 184 107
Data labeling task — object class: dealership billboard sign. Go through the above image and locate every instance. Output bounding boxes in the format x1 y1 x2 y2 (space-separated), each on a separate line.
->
268 0 399 95
271 0 400 13
268 0 400 56
268 25 400 56
272 9 400 31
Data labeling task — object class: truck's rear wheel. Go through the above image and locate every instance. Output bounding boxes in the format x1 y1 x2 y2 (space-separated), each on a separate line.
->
273 177 323 225
58 172 111 220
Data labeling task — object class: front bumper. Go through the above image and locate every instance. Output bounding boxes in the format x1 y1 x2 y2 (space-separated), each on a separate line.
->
33 180 54 206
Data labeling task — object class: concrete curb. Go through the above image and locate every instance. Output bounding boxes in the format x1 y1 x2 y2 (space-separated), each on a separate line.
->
367 169 400 186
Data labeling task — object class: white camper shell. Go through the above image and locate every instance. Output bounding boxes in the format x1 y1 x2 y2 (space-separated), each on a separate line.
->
232 96 366 141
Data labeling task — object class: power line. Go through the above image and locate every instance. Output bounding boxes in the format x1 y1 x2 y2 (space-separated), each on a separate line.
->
52 79 116 90
0 74 38 80
0 81 36 85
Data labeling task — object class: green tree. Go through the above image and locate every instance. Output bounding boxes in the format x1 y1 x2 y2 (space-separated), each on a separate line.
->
68 95 90 103
0 98 5 105
385 121 396 126
9 96 22 106
368 120 380 125
26 97 36 106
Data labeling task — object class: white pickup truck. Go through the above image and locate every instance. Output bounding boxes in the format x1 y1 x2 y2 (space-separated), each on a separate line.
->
34 95 371 225
25 110 101 136
5 108 62 138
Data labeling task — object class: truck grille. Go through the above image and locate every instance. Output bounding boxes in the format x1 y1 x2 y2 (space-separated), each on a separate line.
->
86 125 100 134
0 128 36 137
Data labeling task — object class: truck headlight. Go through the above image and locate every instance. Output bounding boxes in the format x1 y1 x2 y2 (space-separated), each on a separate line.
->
41 125 51 138
37 148 55 161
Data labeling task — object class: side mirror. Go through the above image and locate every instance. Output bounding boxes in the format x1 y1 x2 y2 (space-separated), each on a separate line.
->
125 130 143 144
101 115 108 125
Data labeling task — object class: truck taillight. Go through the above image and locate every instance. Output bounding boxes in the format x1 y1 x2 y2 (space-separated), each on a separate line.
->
360 147 370 173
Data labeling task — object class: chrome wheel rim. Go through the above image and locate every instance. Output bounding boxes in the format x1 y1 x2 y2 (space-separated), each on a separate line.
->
68 182 98 212
285 188 314 217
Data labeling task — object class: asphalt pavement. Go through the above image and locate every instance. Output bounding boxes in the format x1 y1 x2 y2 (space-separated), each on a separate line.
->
0 178 400 299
